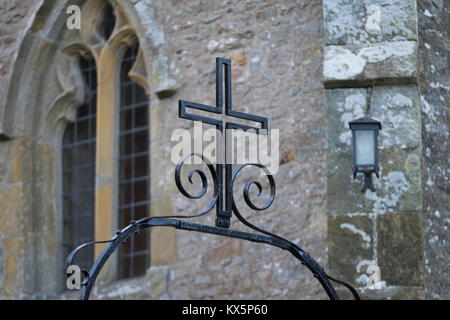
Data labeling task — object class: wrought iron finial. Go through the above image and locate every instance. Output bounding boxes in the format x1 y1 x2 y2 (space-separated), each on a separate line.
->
178 57 268 228
66 58 360 300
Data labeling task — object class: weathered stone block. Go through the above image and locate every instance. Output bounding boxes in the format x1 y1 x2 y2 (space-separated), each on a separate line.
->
323 0 418 45
202 238 243 265
91 277 153 300
1 235 27 298
2 256 17 297
326 86 422 215
328 147 422 215
150 198 177 265
0 141 10 185
324 41 417 86
150 140 175 201
33 235 57 296
0 186 27 237
327 152 369 214
377 213 425 286
149 102 163 142
9 139 33 184
418 0 450 300
336 286 425 300
369 147 422 214
326 88 367 153
151 53 178 99
146 266 171 299
0 239 3 293
8 139 55 185
5 237 25 257
328 215 374 287
231 52 247 66
371 85 421 149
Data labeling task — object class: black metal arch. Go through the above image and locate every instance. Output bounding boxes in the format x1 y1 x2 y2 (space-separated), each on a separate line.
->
67 214 359 300
66 58 360 300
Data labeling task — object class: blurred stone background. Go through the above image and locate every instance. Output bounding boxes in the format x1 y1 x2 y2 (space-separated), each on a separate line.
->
0 0 447 300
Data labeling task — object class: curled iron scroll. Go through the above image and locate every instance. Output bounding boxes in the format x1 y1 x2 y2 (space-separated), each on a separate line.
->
231 163 278 238
65 239 115 286
173 153 218 218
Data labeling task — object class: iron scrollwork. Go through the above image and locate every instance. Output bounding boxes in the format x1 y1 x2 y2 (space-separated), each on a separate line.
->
174 153 219 218
66 58 360 300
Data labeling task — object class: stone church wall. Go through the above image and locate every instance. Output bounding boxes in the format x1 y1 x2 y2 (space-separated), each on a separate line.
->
0 0 447 300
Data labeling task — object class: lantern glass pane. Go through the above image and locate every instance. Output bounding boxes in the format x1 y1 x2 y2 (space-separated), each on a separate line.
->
354 130 375 166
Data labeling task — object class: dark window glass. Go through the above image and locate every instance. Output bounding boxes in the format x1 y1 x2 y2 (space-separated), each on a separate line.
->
62 56 97 274
118 43 151 279
99 3 116 41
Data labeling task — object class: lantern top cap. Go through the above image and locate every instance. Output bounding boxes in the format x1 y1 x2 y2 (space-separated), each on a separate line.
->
349 117 382 129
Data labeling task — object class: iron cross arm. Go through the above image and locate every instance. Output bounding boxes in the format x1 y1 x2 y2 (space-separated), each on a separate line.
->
178 57 268 132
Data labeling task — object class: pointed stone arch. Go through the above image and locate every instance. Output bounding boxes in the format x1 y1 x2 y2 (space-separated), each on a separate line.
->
1 0 176 139
0 0 177 298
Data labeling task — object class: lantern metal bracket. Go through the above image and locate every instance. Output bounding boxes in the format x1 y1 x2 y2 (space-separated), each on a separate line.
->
353 169 380 193
66 58 360 300
361 172 375 192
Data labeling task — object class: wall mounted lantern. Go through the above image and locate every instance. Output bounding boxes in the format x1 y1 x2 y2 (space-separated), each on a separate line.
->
349 117 382 192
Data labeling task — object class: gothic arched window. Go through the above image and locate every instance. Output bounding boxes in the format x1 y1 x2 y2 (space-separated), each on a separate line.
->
62 56 97 272
118 42 151 279
61 1 152 282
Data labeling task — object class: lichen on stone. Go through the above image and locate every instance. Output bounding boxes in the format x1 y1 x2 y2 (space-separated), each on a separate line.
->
365 171 409 213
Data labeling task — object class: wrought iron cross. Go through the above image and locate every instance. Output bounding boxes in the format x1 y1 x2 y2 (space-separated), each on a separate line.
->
179 57 268 228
